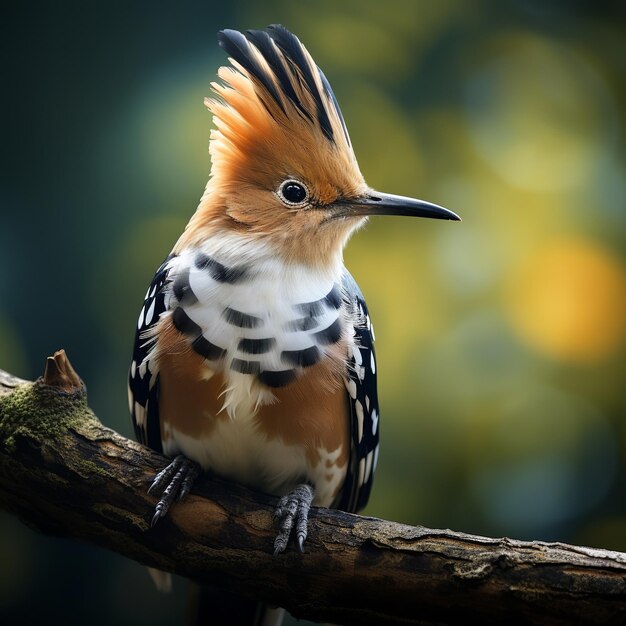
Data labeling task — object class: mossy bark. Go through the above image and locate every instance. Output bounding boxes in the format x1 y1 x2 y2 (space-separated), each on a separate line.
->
1 354 626 625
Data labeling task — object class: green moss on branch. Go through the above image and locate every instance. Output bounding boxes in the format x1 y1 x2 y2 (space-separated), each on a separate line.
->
0 380 92 453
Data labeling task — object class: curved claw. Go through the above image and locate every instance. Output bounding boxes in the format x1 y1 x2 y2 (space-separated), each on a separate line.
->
151 506 165 528
296 534 305 553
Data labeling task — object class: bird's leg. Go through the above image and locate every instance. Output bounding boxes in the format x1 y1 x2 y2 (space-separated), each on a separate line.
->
273 483 315 555
148 454 201 527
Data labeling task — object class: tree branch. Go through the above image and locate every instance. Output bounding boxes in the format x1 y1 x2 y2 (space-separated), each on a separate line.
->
1 351 625 625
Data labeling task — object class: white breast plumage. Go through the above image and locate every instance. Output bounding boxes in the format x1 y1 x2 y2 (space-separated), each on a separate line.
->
156 235 349 417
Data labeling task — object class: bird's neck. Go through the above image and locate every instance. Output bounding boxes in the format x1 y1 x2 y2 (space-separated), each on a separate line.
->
175 228 346 285
173 182 358 274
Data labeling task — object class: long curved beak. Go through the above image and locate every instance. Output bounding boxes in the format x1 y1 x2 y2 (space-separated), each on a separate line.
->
342 190 461 221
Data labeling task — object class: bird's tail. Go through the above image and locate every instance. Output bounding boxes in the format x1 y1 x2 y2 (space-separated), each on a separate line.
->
148 567 172 593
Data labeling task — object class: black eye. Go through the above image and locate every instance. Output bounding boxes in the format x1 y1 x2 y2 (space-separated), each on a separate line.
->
278 179 309 206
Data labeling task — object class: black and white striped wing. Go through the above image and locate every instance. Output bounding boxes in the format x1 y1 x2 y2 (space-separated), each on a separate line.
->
128 258 172 453
337 271 380 513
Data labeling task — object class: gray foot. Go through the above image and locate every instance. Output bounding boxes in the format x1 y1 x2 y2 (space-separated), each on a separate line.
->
273 484 314 555
148 454 200 526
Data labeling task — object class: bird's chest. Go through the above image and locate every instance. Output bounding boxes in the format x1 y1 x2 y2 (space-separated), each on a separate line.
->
155 247 351 505
163 248 348 410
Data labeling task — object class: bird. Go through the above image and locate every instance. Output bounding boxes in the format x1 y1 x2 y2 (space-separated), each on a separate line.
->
128 23 459 619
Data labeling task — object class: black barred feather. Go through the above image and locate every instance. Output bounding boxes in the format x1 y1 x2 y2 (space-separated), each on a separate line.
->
337 271 380 513
128 257 172 453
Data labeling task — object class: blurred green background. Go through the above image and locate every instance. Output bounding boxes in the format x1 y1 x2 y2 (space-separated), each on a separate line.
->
1 0 625 624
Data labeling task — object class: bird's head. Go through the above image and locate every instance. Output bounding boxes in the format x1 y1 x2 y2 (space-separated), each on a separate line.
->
182 25 459 266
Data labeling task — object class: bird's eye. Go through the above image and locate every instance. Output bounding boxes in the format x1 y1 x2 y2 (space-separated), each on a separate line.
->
277 179 309 207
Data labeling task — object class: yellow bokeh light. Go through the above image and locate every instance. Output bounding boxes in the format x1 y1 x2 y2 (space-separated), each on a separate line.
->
504 237 626 363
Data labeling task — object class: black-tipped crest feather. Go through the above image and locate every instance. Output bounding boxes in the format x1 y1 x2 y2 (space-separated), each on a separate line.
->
217 29 286 117
217 25 349 145
266 25 334 141
319 67 351 147
245 29 314 123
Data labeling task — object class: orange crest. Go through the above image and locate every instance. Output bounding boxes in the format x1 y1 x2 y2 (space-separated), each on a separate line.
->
205 26 365 203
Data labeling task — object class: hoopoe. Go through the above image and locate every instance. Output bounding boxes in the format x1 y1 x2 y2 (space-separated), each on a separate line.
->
129 23 459 595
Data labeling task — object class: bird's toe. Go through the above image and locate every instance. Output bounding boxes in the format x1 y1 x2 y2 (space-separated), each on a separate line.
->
273 484 314 555
148 454 200 525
